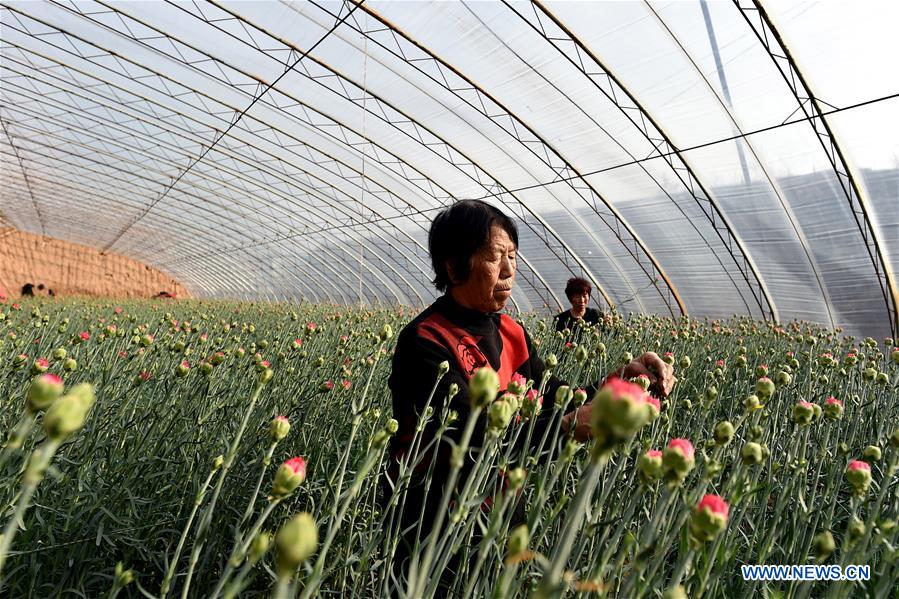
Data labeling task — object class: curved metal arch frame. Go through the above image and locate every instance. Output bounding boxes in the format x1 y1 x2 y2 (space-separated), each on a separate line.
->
641 0 838 330
263 1 627 314
0 166 333 304
37 0 535 311
0 8 436 302
95 0 556 313
0 118 44 235
0 7 435 307
0 120 343 304
0 84 357 306
0 61 400 302
734 0 899 337
338 0 687 317
297 0 647 314
516 0 777 323
167 0 579 312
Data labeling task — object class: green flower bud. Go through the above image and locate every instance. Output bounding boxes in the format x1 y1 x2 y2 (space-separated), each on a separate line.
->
755 377 775 400
26 374 64 412
575 345 588 365
270 416 291 442
248 531 272 564
487 400 515 431
591 380 652 452
275 513 318 576
812 531 835 561
259 368 273 384
679 355 691 369
846 460 872 496
638 450 664 481
741 442 764 465
545 353 558 369
52 348 66 360
507 467 526 491
386 418 399 434
469 366 499 408
847 517 865 544
555 385 573 408
447 383 459 400
792 401 815 426
863 445 881 463
811 403 822 420
114 562 134 587
507 524 529 558
690 494 729 542
744 394 761 411
776 371 792 386
662 585 688 599
573 388 588 406
213 455 224 470
663 439 696 483
713 421 734 446
438 360 450 376
43 383 95 440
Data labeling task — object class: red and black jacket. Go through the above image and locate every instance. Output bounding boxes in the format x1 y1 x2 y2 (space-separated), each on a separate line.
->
386 295 577 493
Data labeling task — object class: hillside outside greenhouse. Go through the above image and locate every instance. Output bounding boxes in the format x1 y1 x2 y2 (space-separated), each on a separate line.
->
1 1 898 598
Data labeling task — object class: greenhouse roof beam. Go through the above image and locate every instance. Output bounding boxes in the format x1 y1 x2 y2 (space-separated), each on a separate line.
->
0 117 44 236
0 12 433 307
518 0 777 323
735 0 899 337
188 0 584 312
0 124 339 304
644 0 836 330
344 0 686 317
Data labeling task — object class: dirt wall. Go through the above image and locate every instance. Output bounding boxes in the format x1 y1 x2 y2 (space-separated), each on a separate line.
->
0 227 190 300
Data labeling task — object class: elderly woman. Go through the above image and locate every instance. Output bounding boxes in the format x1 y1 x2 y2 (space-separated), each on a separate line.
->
385 200 674 586
554 276 602 333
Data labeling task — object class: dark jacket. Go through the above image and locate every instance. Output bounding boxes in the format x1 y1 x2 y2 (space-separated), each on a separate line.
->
387 295 566 484
554 307 601 333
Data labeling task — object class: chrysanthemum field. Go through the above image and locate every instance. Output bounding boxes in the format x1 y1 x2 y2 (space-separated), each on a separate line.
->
1 299 897 598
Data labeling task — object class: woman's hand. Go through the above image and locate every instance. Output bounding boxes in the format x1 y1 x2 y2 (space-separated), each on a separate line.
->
617 351 676 397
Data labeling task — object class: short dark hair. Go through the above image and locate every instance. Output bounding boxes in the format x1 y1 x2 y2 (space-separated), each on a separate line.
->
565 277 591 299
429 200 518 292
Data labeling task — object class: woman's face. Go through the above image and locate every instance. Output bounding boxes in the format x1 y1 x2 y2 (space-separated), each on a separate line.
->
570 291 590 312
449 225 517 313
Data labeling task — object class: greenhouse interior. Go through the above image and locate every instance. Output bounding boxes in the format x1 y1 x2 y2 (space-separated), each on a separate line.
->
1 1 898 598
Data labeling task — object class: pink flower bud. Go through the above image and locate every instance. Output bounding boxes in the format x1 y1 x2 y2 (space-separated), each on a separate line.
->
691 494 729 541
638 449 664 481
847 459 870 472
591 378 652 453
272 457 307 498
792 400 815 425
846 459 872 495
507 372 528 396
270 415 291 442
663 438 696 482
79 331 90 341
27 373 64 411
